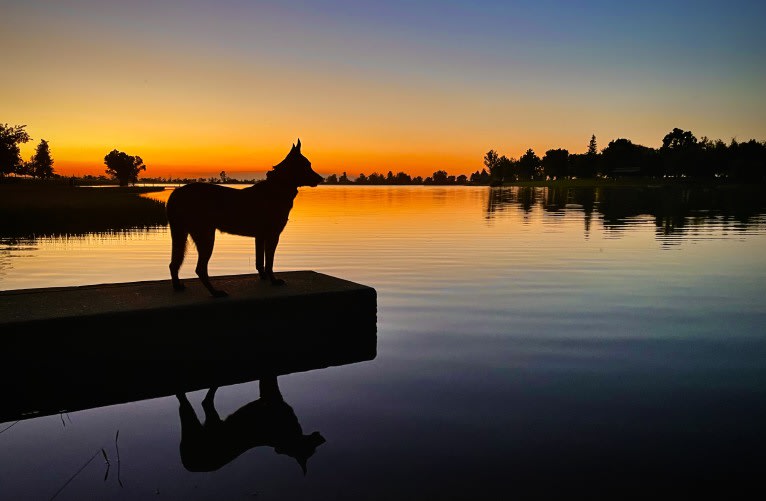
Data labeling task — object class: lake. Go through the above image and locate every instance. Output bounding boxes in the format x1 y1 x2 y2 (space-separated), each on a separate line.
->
1 185 765 499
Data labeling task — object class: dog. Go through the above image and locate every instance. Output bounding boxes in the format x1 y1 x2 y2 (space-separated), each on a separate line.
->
166 139 323 297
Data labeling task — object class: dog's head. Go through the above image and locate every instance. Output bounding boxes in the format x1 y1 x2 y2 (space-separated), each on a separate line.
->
268 139 324 187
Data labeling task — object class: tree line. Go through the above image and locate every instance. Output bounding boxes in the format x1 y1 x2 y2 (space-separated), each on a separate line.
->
1 123 145 186
323 129 765 185
3 123 764 186
0 124 54 179
481 130 766 184
323 170 473 185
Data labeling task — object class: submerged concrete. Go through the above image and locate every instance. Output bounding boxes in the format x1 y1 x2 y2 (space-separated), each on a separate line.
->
1 271 377 422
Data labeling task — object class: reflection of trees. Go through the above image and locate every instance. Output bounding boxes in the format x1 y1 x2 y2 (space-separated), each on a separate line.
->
487 187 546 216
486 187 515 215
485 186 766 240
489 187 596 217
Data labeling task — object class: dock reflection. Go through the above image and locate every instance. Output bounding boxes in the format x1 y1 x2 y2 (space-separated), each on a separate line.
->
1 299 377 424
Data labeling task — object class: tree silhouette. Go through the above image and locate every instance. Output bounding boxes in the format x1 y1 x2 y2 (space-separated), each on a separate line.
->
497 155 515 182
431 170 449 184
104 149 146 186
660 128 700 177
541 149 569 179
587 134 598 156
661 128 698 150
394 171 412 184
601 138 656 177
0 124 31 177
29 139 54 178
518 149 541 180
728 139 766 181
484 149 501 180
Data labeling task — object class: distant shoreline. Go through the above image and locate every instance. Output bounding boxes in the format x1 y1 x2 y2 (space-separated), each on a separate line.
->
1 175 762 190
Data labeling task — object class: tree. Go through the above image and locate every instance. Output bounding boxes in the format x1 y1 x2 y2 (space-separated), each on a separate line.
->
696 136 728 178
104 149 146 186
660 128 699 177
219 170 228 183
728 139 766 181
587 134 598 156
484 149 502 180
518 149 541 180
572 135 600 178
367 172 385 184
497 155 515 181
324 173 339 184
541 149 569 179
661 128 697 150
601 138 656 177
30 139 54 178
469 168 490 184
0 123 31 176
568 153 597 178
431 170 449 184
394 171 412 184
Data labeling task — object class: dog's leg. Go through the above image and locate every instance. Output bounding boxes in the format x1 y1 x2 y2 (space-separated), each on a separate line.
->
192 230 228 297
201 387 222 427
169 225 188 291
264 233 285 286
177 392 202 433
259 376 283 401
255 237 267 280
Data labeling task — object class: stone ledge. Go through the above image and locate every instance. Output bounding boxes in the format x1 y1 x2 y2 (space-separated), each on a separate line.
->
0 271 377 422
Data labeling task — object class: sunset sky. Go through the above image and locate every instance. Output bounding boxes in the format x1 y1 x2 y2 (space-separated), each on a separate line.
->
3 0 765 179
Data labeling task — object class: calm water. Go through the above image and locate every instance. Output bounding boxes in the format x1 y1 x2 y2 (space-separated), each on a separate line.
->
2 185 766 499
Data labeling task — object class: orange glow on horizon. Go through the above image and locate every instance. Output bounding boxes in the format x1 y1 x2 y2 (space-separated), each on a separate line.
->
5 1 765 183
23 143 495 179
21 137 611 180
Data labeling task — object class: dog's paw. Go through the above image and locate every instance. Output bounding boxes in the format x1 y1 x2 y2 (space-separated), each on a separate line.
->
211 289 229 298
271 278 286 286
172 283 186 291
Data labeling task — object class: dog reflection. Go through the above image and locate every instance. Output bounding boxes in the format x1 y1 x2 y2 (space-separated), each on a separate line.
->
177 376 325 474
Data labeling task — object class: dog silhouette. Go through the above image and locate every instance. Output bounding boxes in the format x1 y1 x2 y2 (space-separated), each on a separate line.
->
166 140 323 297
177 378 326 474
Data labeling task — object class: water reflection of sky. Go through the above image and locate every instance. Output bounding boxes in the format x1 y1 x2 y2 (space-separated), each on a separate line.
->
1 186 765 498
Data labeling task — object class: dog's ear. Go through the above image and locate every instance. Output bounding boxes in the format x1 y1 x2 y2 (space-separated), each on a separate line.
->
296 138 301 151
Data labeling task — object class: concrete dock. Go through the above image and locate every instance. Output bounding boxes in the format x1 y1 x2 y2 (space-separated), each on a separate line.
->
1 271 377 422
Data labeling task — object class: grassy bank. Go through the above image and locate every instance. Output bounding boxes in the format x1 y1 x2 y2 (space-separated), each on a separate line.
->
0 180 168 238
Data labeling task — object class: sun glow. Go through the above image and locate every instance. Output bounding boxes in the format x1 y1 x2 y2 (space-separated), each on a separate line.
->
4 1 765 180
